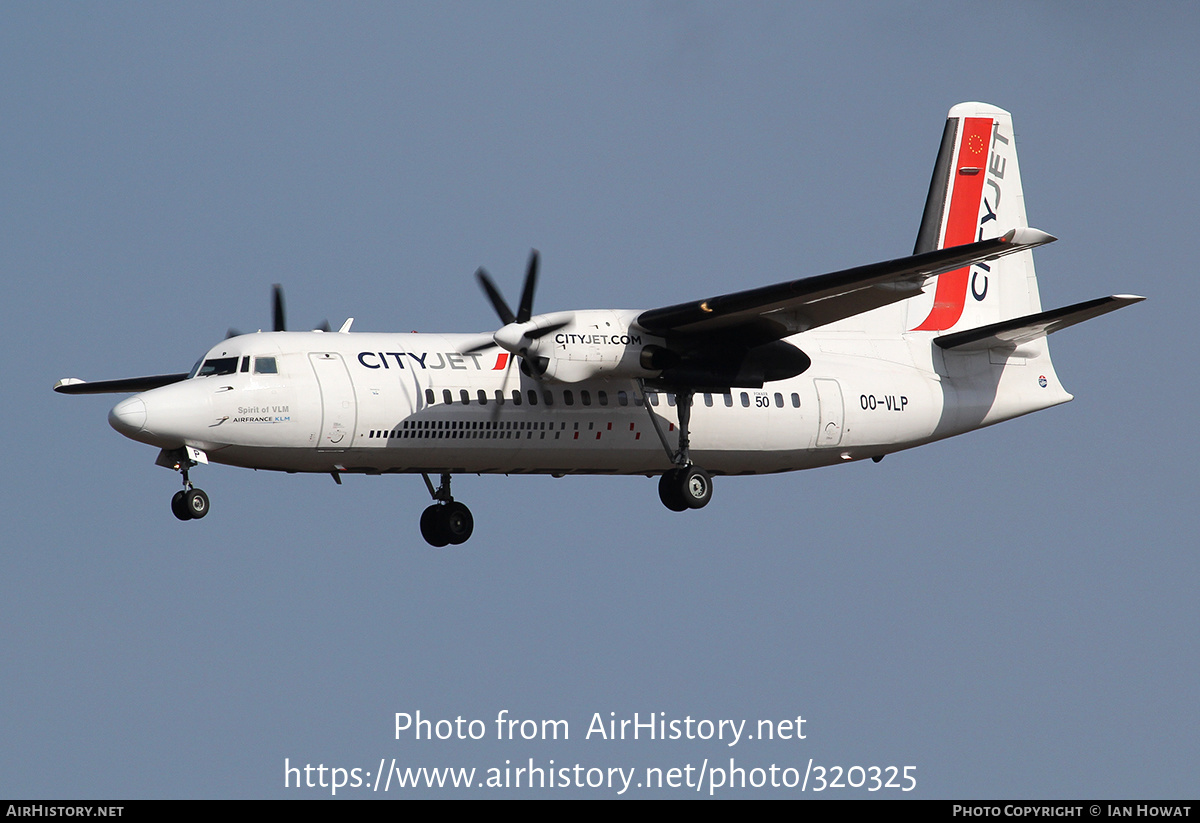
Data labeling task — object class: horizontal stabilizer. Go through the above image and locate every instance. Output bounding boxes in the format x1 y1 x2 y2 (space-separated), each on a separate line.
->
934 295 1145 351
54 373 189 395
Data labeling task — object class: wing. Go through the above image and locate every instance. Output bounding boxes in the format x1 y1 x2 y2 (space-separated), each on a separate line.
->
54 374 189 394
636 227 1055 345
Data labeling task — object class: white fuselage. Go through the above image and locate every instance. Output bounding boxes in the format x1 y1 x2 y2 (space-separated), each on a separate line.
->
108 324 1072 478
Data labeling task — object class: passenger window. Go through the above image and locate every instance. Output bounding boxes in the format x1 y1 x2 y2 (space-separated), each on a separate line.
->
774 392 783 407
527 389 539 406
648 393 659 407
254 357 278 374
460 389 470 405
617 391 628 406
542 390 554 406
563 390 575 406
740 392 750 408
666 393 676 407
791 393 800 408
597 390 608 406
442 389 453 405
723 392 733 407
494 390 505 405
703 393 713 407
478 389 488 405
425 389 435 404
580 390 591 406
511 390 522 406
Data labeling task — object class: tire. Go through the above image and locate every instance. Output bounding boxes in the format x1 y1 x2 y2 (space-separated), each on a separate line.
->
171 490 192 521
184 488 210 519
420 504 450 548
658 470 688 512
681 466 712 509
443 502 474 545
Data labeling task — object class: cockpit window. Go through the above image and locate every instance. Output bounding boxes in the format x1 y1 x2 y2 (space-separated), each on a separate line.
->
197 357 239 377
254 356 278 374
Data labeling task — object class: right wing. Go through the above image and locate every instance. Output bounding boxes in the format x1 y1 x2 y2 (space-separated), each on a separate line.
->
636 227 1055 346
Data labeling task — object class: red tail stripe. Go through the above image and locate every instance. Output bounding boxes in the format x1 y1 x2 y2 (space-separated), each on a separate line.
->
912 117 993 331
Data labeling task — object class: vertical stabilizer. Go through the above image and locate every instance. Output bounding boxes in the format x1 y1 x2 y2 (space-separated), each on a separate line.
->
908 103 1042 333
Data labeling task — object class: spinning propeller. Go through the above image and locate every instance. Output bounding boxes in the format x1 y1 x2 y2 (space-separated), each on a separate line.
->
56 284 327 394
468 250 569 379
228 284 330 338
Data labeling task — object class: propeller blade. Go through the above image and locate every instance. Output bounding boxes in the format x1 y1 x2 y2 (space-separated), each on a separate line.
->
463 337 499 355
489 354 517 423
272 284 286 332
476 268 516 326
516 249 539 324
525 319 569 340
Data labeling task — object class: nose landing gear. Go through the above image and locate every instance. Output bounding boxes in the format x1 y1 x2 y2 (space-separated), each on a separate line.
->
166 453 209 521
420 472 474 547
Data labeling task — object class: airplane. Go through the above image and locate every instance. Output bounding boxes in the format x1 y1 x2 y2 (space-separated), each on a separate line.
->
55 102 1142 547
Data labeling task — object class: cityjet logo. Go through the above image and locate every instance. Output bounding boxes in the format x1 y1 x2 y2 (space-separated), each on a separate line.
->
911 116 1010 331
357 351 508 371
554 333 642 346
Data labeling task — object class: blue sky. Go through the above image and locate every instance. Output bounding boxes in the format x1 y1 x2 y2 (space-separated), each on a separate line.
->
3 2 1195 798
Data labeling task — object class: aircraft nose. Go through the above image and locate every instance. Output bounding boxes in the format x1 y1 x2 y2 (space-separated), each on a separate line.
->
108 396 147 436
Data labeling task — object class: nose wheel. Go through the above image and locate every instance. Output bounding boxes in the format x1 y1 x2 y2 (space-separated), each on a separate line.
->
419 473 474 547
169 458 210 521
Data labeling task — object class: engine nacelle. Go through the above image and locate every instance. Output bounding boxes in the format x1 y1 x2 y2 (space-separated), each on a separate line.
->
524 310 664 383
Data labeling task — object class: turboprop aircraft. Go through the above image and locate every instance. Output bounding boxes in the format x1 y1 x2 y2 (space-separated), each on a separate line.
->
55 103 1142 547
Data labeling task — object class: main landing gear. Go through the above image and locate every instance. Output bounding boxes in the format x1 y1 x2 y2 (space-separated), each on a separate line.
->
658 465 713 512
170 461 209 521
642 384 714 513
419 472 474 547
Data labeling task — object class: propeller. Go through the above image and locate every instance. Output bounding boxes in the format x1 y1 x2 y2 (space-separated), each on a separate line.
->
272 283 286 331
465 250 573 420
227 284 329 338
469 250 569 377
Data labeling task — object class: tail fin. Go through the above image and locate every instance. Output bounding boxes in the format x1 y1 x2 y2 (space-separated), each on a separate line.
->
908 102 1042 333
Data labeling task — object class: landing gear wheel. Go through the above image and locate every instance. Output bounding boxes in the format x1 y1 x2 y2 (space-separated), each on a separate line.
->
680 466 712 509
658 470 688 512
420 504 451 548
184 488 210 519
443 501 474 545
171 490 192 521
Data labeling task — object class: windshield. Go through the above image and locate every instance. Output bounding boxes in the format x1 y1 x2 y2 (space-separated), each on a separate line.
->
196 356 239 377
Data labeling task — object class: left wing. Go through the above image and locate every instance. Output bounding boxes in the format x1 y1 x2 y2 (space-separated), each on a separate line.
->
54 373 189 395
636 228 1054 344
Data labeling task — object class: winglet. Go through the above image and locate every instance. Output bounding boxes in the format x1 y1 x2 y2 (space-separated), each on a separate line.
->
54 378 86 393
1003 227 1056 247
